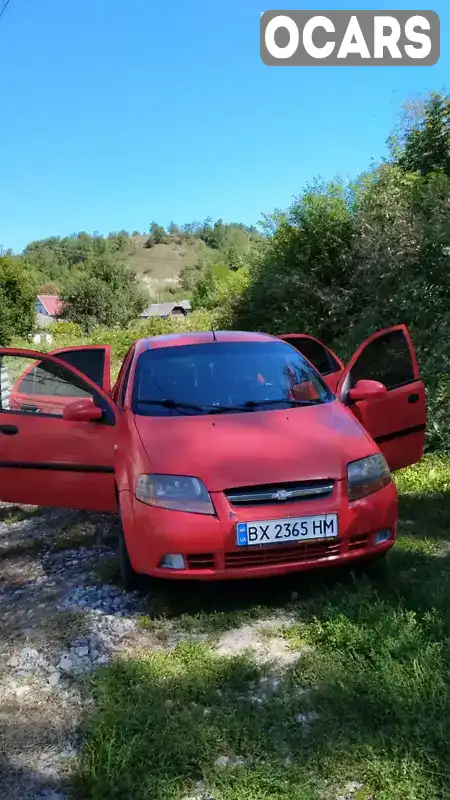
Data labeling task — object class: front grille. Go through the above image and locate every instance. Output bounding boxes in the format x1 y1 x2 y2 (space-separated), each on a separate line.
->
224 480 335 507
186 553 215 570
225 539 341 569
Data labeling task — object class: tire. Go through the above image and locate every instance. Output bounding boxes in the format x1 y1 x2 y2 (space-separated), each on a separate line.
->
118 523 141 591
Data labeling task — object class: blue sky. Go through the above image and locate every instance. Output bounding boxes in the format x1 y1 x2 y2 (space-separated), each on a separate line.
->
0 0 449 252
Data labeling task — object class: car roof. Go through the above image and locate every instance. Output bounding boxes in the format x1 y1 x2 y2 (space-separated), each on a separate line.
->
134 330 278 354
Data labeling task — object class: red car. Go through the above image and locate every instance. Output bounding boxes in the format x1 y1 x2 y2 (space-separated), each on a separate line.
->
0 325 426 589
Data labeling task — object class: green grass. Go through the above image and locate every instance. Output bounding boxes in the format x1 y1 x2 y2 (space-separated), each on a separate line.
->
74 455 450 799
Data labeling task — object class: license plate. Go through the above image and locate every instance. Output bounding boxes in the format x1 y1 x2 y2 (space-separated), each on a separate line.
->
236 514 338 547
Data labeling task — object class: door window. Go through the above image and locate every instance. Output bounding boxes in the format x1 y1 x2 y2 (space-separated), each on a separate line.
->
0 354 113 422
283 337 341 376
54 348 107 388
349 329 414 390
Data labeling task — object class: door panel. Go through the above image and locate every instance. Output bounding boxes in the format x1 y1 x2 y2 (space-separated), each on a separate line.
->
337 325 426 471
278 334 344 391
0 349 117 511
51 345 111 392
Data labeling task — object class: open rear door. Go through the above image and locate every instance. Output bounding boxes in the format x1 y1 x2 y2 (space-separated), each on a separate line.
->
337 325 426 471
278 334 344 391
51 345 111 393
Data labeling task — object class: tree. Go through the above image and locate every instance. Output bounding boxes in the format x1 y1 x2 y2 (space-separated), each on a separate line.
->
38 280 60 294
395 92 450 177
233 180 355 340
191 263 230 308
192 265 251 327
60 256 148 332
148 222 166 244
225 245 245 270
0 255 36 345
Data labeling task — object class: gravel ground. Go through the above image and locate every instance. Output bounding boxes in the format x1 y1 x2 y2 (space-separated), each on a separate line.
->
0 503 148 800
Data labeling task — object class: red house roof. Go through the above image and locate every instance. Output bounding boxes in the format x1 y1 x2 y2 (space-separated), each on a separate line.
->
37 295 63 317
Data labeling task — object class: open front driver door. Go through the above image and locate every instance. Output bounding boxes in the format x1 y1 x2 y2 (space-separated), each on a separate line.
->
0 348 117 511
278 334 344 391
337 325 426 471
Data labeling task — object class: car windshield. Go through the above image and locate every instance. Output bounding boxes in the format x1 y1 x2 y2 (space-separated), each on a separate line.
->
132 340 334 417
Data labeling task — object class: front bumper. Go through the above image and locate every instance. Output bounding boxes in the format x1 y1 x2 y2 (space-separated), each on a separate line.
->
120 479 398 581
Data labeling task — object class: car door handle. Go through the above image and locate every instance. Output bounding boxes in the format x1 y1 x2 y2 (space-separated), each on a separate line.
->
0 424 19 435
408 393 419 404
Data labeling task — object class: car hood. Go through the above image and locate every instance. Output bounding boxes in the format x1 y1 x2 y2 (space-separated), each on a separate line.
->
133 401 375 492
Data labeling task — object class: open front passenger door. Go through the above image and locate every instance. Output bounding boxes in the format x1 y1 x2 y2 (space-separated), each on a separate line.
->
337 325 426 471
0 348 118 511
278 334 344 391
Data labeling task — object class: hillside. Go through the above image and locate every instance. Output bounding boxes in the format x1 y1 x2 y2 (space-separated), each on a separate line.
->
125 235 219 298
19 221 261 303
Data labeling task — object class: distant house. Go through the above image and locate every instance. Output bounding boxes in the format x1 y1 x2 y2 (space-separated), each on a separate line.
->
139 300 192 319
35 294 63 323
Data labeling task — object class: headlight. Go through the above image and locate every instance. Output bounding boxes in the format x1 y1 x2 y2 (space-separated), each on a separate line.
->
135 474 215 515
347 454 391 501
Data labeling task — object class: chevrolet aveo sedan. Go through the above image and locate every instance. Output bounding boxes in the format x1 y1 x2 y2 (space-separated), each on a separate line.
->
0 325 426 589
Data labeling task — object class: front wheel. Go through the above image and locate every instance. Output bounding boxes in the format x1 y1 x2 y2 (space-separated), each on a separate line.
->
118 524 141 591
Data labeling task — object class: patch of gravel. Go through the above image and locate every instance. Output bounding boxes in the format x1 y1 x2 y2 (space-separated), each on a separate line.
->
214 754 247 768
215 616 300 668
335 782 365 800
181 781 216 800
0 504 147 800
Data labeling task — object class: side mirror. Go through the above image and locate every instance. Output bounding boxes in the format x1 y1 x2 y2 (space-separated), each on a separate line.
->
63 397 103 422
348 379 387 402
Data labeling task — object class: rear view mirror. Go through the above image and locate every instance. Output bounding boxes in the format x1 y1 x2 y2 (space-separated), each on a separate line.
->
63 398 103 422
348 379 387 402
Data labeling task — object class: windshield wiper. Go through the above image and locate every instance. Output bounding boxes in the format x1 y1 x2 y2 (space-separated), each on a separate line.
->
135 397 324 416
136 398 238 414
136 398 206 413
207 398 323 414
243 398 322 408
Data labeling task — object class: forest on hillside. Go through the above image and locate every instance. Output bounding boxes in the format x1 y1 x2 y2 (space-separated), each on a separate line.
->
3 220 261 295
2 90 450 450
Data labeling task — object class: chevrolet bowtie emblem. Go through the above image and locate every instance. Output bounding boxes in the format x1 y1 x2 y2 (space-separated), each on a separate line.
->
273 489 292 501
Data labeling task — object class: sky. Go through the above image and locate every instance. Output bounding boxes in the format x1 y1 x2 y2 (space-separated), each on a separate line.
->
0 0 449 253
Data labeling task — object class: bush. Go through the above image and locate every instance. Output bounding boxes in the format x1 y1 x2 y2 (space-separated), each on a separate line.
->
60 256 148 332
0 255 36 346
